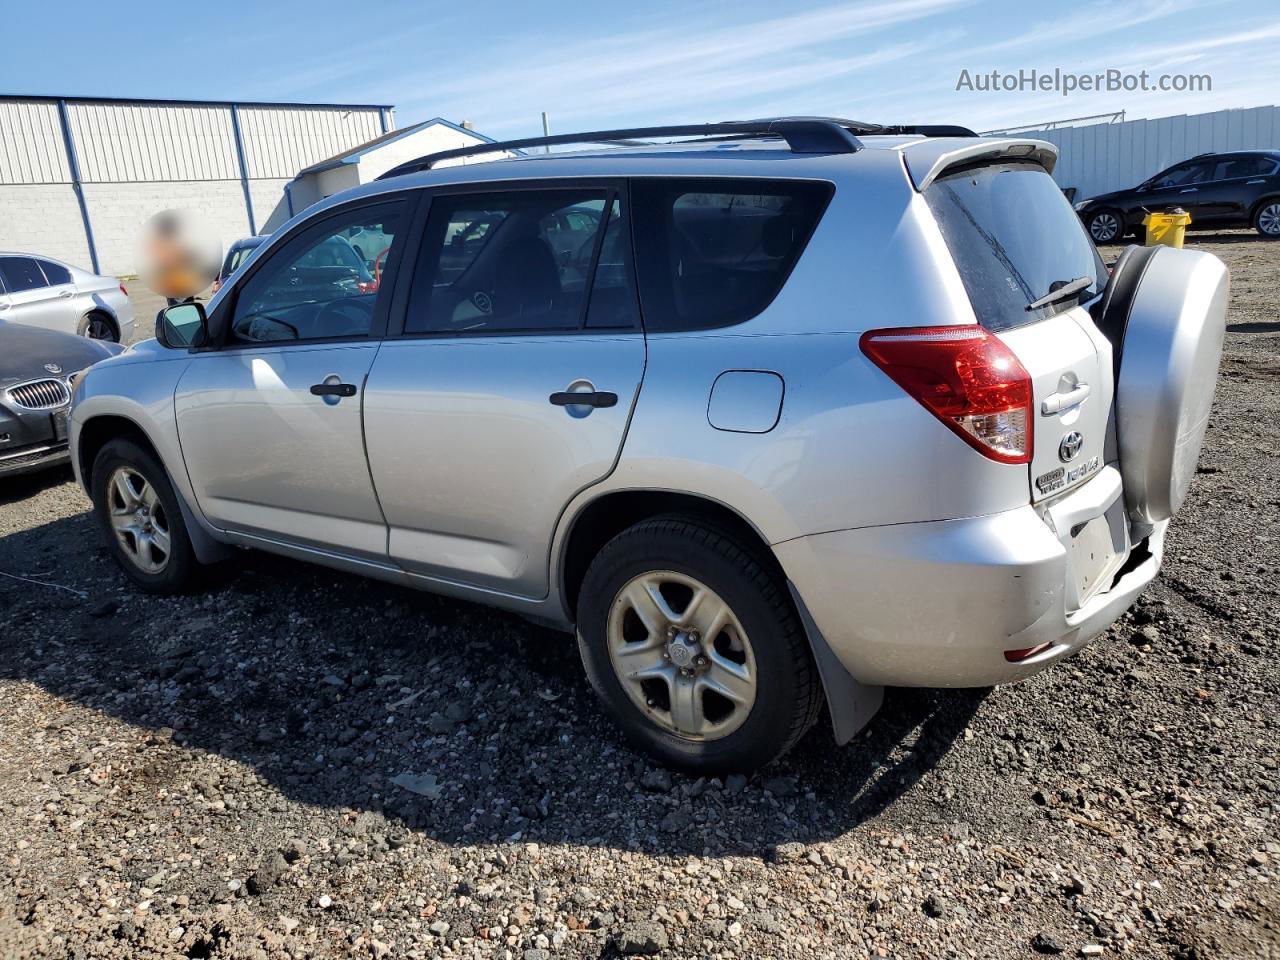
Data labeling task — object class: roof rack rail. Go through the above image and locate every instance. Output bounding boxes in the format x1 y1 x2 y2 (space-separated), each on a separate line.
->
376 118 874 180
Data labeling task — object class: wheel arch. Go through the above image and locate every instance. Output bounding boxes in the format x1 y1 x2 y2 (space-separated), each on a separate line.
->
557 489 777 623
76 413 232 564
1248 193 1280 230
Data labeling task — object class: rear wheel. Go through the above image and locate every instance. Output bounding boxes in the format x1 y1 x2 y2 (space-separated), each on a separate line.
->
1088 209 1123 244
78 311 118 342
1254 201 1280 238
91 439 198 593
576 516 820 773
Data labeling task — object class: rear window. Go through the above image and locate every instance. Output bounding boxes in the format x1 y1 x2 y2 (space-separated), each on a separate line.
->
631 178 832 331
925 162 1106 331
37 260 71 285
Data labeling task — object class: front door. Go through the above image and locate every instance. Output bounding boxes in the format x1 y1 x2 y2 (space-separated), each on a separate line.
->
0 255 78 333
174 197 410 560
363 185 646 597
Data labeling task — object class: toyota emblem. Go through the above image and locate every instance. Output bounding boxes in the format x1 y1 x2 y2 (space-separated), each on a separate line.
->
1059 431 1084 462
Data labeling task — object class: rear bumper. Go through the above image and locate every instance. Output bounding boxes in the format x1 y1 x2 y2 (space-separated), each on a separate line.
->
775 466 1162 687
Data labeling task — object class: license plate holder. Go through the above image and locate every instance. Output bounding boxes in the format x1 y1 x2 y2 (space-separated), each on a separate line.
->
1070 513 1119 604
51 409 69 442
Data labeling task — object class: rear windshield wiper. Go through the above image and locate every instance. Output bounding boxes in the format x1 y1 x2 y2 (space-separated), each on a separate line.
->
1026 275 1093 312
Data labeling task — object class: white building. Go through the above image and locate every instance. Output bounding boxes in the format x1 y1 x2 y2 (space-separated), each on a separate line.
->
0 95 481 276
284 118 499 217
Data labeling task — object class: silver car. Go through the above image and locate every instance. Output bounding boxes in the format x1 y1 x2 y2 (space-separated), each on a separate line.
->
0 253 135 342
69 119 1228 773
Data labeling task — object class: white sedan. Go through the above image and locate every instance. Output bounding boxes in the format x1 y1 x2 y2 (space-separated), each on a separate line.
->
0 252 134 343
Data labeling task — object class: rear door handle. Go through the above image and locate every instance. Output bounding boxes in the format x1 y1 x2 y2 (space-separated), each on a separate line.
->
1247 178 1266 184
549 390 617 408
1041 382 1090 415
310 382 357 398
1178 188 1198 194
57 289 75 298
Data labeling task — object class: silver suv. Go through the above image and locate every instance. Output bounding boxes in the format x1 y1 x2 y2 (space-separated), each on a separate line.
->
70 119 1228 773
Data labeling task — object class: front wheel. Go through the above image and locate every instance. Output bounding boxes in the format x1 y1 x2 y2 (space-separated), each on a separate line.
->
1254 201 1280 238
91 439 199 593
1088 209 1123 244
576 517 820 773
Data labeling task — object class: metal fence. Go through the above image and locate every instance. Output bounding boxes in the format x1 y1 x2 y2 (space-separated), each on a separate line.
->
1012 105 1280 201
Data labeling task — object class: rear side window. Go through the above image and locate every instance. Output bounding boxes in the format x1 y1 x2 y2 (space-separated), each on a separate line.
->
0 256 49 293
631 178 832 331
1215 157 1276 180
925 162 1106 332
37 260 72 285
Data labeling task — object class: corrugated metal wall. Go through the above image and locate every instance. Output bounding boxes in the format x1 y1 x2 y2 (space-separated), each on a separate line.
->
1020 105 1280 200
0 96 391 274
0 99 71 183
239 106 383 179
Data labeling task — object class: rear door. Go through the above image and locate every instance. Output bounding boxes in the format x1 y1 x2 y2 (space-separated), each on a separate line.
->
363 183 645 598
924 162 1111 503
1197 156 1276 222
0 256 78 333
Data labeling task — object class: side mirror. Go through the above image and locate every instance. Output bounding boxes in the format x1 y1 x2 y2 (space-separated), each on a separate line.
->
156 301 208 348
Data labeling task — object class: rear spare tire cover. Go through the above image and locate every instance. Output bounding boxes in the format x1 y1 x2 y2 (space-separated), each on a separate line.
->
1112 246 1229 524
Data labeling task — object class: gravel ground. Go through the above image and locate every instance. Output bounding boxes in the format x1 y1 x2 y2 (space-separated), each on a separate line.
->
0 233 1276 959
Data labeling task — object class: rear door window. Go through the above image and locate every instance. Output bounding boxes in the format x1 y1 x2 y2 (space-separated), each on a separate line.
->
405 188 626 335
631 178 832 331
924 162 1107 332
1215 157 1276 180
36 260 72 285
0 256 49 293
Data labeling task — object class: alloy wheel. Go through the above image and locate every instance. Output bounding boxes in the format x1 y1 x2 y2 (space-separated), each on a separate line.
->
86 315 116 340
1090 212 1120 243
106 466 171 574
607 570 757 741
1259 203 1280 237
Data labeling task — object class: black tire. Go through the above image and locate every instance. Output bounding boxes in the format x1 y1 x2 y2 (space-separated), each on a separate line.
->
78 311 119 342
1087 209 1124 244
1253 200 1280 239
576 516 821 773
91 438 199 593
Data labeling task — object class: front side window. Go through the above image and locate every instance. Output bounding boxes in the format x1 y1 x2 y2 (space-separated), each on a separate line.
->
406 188 618 334
229 202 403 343
631 178 832 331
36 260 72 286
925 161 1107 332
1150 161 1212 189
0 256 49 293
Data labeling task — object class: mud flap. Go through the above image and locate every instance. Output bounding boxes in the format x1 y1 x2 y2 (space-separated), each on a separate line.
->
787 582 884 745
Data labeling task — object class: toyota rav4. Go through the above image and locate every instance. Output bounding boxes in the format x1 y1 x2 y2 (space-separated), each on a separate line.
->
70 119 1228 773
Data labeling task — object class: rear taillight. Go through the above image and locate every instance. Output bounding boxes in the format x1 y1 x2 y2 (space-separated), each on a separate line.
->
119 283 128 296
860 325 1033 464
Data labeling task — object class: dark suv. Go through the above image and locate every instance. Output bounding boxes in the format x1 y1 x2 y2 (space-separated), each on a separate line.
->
1074 150 1280 242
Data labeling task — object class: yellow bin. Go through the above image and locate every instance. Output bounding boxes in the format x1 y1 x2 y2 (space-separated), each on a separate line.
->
1143 209 1191 248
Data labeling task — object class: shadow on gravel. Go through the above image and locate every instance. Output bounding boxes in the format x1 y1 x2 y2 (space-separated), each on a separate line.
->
1227 321 1280 334
0 464 75 506
0 510 985 858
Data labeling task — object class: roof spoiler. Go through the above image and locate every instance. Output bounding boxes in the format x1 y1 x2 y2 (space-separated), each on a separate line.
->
376 118 876 180
902 138 1058 191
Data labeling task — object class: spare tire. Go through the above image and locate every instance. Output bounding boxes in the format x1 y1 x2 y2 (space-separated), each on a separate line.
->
1102 245 1229 525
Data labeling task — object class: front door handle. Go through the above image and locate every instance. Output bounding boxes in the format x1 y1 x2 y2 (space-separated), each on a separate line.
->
549 390 617 408
310 382 357 398
1041 382 1090 415
1247 178 1266 184
1178 187 1198 194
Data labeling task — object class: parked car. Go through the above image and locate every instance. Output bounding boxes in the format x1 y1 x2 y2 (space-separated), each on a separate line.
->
0 253 134 342
69 119 1228 773
1 320 123 477
1074 150 1280 242
211 235 268 295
